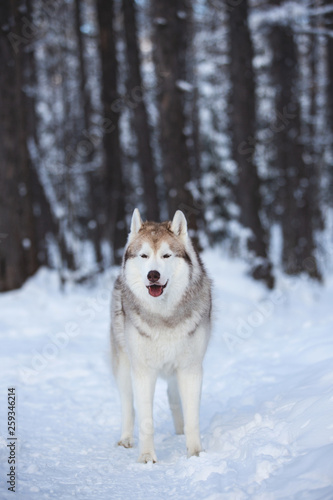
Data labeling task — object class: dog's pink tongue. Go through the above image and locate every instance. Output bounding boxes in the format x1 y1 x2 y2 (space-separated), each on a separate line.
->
149 285 163 297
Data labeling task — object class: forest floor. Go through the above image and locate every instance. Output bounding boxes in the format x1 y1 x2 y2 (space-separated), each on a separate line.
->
1 249 333 499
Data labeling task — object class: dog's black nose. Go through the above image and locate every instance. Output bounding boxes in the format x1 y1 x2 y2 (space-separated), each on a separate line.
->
147 270 160 283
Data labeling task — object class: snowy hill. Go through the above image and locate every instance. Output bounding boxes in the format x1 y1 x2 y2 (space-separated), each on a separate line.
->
1 250 333 499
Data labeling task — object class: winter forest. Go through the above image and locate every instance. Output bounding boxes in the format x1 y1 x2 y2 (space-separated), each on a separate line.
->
1 0 333 292
2 1 333 498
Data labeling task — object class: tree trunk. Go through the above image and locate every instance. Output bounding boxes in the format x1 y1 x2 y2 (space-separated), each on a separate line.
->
269 20 321 279
122 0 160 222
228 0 274 288
96 0 127 262
0 0 40 291
152 0 198 232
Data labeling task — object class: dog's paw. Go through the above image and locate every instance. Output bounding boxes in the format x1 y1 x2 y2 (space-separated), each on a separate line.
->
187 447 202 458
118 437 134 448
137 452 157 464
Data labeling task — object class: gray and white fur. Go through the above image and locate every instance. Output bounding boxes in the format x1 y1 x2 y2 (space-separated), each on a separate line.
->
110 208 212 463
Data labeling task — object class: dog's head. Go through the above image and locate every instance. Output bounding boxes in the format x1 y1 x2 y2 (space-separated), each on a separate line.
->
123 209 196 308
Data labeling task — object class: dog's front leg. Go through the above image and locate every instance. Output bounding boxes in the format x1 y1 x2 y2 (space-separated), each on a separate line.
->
132 366 158 463
177 366 203 457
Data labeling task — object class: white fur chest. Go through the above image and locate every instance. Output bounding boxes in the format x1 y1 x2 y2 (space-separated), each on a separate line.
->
124 311 209 375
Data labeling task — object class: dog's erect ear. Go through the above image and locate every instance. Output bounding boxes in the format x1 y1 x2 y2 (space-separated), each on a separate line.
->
130 208 143 237
171 210 188 237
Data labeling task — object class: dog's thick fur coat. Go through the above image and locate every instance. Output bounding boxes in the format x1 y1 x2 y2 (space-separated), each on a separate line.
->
111 209 212 462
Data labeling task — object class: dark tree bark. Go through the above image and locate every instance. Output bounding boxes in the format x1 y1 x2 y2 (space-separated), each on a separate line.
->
122 0 160 221
96 0 127 263
152 0 198 232
228 0 274 288
0 0 41 291
269 19 321 279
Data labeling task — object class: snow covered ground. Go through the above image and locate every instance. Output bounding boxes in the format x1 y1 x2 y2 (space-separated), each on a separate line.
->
1 249 333 499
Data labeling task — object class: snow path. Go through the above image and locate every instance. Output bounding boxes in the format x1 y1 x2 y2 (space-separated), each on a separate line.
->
1 251 333 499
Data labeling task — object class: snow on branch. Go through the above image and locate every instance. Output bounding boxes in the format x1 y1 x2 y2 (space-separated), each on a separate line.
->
176 80 194 92
251 1 333 31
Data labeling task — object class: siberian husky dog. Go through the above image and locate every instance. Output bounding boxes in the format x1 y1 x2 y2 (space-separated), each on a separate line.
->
110 209 212 463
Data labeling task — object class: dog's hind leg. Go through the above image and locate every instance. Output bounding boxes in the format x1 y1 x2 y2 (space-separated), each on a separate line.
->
114 350 135 448
167 375 184 435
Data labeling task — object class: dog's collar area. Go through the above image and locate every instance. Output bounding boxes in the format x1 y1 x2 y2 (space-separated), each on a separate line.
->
146 280 168 297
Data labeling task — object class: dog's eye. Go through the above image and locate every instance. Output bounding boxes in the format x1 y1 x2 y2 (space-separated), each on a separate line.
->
140 254 148 259
163 254 171 259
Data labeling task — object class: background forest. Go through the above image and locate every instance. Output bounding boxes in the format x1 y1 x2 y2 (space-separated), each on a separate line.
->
1 2 333 496
1 0 333 292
